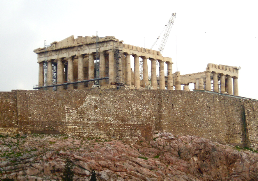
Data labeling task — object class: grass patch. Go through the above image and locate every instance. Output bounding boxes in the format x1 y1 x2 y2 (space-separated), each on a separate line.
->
235 146 258 153
10 159 17 163
15 152 22 157
31 148 37 151
154 155 160 158
2 178 15 181
138 156 148 160
0 134 7 138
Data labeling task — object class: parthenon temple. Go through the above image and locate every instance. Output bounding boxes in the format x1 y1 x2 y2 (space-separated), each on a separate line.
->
34 35 239 96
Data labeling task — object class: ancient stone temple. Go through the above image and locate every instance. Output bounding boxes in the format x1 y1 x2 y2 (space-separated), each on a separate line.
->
175 63 240 96
33 35 173 90
34 35 239 96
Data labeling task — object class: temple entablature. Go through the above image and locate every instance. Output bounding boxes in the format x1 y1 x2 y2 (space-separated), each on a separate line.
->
122 44 170 62
179 72 205 85
206 63 240 78
34 35 171 63
34 35 121 53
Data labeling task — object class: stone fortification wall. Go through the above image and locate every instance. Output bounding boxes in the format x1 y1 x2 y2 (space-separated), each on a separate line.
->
0 91 17 133
0 90 258 150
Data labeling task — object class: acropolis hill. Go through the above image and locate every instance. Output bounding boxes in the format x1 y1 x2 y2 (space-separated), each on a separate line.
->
0 35 258 151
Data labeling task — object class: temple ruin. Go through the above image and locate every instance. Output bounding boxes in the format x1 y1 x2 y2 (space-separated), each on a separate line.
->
34 35 239 96
174 63 240 96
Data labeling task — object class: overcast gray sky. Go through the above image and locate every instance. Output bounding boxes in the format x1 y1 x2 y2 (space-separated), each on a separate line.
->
0 0 257 99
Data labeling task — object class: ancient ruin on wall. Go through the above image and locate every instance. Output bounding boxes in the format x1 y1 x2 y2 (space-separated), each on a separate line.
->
175 63 240 95
34 35 239 95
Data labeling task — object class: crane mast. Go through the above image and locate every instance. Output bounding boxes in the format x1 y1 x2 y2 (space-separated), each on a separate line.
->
140 13 176 84
158 13 176 53
151 13 176 53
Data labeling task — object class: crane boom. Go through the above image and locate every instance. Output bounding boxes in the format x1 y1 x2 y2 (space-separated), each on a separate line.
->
151 13 176 53
158 13 176 53
141 13 176 83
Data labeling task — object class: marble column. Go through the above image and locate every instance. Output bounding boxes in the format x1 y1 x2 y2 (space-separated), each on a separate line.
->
126 53 131 86
213 72 218 92
131 68 134 85
67 57 74 90
108 50 115 84
142 56 148 87
199 78 204 90
88 53 94 87
116 50 122 84
227 75 233 95
57 58 64 91
225 77 228 93
159 60 165 90
122 53 126 83
151 59 157 89
220 74 226 93
233 77 239 96
184 84 190 91
47 60 52 90
133 54 140 89
205 71 211 91
38 62 44 88
167 62 173 90
78 54 84 89
105 55 109 84
175 71 181 90
99 52 105 86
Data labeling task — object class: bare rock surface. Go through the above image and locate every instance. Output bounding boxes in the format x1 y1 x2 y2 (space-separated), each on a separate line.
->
0 133 258 180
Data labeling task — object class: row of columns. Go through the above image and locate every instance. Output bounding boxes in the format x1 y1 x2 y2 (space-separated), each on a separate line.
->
38 53 238 95
38 50 174 90
39 51 110 90
204 71 238 96
121 53 173 90
174 71 239 96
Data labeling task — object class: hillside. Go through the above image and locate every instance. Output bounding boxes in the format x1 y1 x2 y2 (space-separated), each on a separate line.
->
0 132 258 180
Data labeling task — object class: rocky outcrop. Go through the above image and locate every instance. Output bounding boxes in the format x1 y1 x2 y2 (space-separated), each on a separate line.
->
0 133 258 180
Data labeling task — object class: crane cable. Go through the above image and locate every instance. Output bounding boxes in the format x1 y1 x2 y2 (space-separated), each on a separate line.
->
151 13 176 53
150 25 167 50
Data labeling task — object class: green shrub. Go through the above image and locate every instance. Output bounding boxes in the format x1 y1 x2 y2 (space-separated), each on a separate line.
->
154 155 160 158
61 158 74 181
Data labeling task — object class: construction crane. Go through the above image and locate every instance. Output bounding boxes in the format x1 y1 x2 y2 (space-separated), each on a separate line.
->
140 13 176 83
151 13 176 53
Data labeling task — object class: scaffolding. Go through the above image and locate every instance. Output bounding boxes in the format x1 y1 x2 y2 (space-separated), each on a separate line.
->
33 77 109 90
43 40 48 87
52 62 57 91
94 32 100 86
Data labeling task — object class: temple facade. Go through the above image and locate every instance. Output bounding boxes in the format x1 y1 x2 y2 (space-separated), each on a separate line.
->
34 35 172 90
34 35 239 96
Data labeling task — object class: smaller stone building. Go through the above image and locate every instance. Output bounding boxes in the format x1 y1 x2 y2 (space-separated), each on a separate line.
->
175 63 240 96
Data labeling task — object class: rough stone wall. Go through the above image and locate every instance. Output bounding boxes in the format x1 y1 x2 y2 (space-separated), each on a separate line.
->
0 91 18 134
0 90 258 150
243 100 258 149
